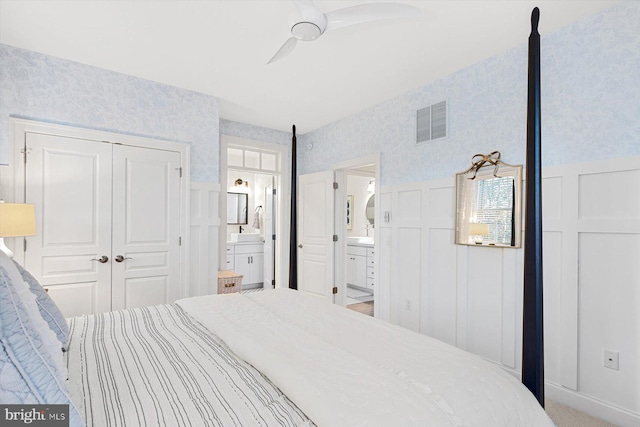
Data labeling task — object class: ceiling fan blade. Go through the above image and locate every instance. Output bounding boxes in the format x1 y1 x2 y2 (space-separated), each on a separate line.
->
267 37 298 64
325 2 420 33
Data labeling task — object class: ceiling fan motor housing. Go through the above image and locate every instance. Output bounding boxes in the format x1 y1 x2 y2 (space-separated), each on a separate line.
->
289 2 327 40
291 22 322 40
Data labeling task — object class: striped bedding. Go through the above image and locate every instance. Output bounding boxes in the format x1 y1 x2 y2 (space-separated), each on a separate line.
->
66 304 313 427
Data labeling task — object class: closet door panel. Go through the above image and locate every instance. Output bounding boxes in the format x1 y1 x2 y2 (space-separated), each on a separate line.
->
24 133 113 316
111 145 181 310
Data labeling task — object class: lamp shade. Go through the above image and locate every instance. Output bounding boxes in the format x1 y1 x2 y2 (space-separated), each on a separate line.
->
0 203 36 237
469 223 489 236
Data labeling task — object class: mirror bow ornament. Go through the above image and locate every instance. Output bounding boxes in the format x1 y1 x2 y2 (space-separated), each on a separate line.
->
461 151 516 180
455 151 523 248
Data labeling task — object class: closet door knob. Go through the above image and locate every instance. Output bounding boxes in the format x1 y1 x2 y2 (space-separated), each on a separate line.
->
115 255 132 263
298 244 303 248
90 256 109 263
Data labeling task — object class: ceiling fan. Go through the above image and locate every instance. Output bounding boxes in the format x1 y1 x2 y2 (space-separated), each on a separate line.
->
268 0 420 64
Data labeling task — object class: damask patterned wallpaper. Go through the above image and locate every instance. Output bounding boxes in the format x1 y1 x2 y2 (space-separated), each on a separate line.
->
298 2 640 186
0 44 219 182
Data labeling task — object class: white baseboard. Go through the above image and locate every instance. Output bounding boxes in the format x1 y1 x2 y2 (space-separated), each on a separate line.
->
501 366 639 427
545 382 639 427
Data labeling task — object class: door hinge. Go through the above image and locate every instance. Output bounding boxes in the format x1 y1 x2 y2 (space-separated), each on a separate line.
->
23 238 27 252
272 279 276 288
332 286 338 294
333 182 338 190
333 234 338 242
179 236 182 246
176 167 183 177
273 189 277 195
272 234 276 241
20 147 31 164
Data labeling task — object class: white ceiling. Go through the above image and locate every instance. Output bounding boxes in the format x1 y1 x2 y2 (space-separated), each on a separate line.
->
0 1 617 134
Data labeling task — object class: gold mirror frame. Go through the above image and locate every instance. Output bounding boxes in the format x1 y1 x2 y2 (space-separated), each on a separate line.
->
455 152 523 248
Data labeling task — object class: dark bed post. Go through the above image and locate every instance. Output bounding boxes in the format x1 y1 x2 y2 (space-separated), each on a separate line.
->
522 7 544 407
289 125 298 290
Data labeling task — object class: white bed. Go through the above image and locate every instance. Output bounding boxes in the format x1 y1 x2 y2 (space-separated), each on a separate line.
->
66 289 554 426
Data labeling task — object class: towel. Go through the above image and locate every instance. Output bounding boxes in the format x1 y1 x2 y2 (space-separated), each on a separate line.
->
252 207 261 229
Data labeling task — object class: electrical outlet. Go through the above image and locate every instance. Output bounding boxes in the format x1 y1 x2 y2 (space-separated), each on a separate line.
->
603 349 619 370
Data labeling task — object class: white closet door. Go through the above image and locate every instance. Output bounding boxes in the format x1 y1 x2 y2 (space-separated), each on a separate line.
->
25 133 113 316
298 170 335 302
111 145 181 310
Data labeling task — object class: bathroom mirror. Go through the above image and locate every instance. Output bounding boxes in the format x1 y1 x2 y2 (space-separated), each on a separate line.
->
366 195 375 226
455 156 522 248
227 192 248 225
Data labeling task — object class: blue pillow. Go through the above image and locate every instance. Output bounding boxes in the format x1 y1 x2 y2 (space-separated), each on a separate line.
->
13 261 69 350
0 266 84 426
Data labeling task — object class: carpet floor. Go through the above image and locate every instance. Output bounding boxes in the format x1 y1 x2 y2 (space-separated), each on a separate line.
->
546 400 619 427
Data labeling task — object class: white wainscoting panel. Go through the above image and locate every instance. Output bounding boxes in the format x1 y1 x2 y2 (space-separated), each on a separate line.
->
379 156 640 426
422 182 457 346
189 182 220 296
546 170 580 391
465 247 503 363
424 228 456 345
578 170 640 220
500 249 519 370
578 232 639 412
542 231 564 384
574 159 640 418
396 227 421 332
378 190 393 323
397 189 422 221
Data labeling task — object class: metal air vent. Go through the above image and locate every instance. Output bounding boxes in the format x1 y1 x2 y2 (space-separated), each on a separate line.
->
417 100 447 143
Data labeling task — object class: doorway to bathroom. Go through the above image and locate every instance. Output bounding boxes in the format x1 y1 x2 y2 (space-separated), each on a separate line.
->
333 154 379 317
220 135 290 291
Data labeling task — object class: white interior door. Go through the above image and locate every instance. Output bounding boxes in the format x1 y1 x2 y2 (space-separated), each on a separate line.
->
24 133 113 316
111 145 182 310
298 171 335 302
263 179 275 288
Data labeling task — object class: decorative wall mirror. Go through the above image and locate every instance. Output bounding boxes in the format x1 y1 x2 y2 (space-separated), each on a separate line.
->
366 194 375 226
227 192 248 225
455 152 523 248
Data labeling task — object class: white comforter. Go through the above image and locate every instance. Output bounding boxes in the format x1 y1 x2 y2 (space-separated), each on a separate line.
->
177 289 553 427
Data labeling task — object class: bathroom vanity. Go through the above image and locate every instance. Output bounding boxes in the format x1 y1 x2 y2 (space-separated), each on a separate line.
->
226 240 264 288
346 240 374 292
